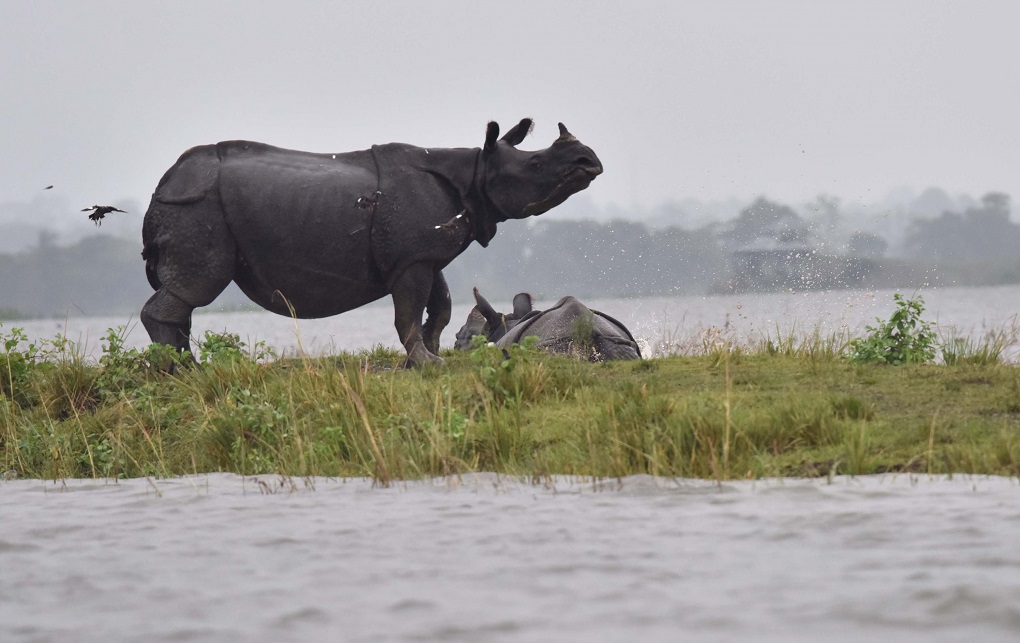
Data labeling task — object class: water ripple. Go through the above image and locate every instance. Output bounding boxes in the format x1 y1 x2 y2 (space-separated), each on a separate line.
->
2 473 1019 641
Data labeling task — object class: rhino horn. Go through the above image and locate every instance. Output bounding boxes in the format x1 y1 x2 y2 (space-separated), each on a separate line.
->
472 287 502 327
512 292 534 317
500 118 534 147
556 122 576 142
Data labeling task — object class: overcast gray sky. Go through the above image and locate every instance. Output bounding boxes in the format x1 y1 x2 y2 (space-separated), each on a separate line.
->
1 0 1017 216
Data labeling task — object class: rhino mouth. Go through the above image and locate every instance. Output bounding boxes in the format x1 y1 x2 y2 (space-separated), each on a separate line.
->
521 167 601 217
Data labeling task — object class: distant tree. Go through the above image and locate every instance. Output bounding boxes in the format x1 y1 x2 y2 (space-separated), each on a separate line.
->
972 192 1010 223
909 187 957 218
903 192 1019 259
806 194 841 234
723 197 809 246
848 231 887 259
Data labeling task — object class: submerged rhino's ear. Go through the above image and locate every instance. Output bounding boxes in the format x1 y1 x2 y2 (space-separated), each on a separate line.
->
556 122 576 142
484 122 500 152
500 118 534 147
473 287 502 326
512 292 533 317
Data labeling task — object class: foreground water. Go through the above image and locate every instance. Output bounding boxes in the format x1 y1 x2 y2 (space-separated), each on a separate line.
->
14 284 1020 358
2 474 1019 642
7 288 1020 641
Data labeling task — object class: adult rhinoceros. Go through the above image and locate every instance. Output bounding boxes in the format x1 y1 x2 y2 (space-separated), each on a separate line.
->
454 288 641 361
140 119 602 365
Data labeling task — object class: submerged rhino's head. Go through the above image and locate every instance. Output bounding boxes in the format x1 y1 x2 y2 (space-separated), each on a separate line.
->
482 119 602 221
454 308 489 350
453 288 534 350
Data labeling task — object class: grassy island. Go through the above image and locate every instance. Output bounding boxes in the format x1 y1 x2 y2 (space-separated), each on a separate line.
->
3 302 1019 483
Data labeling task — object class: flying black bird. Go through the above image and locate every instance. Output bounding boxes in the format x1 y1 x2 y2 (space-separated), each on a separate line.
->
82 204 127 227
44 185 53 190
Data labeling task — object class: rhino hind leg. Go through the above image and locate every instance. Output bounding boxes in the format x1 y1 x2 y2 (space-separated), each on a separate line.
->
141 264 234 357
422 271 451 356
140 199 237 357
141 289 197 355
391 264 444 367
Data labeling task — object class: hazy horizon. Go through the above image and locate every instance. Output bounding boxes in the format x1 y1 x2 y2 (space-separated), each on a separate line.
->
2 0 1018 225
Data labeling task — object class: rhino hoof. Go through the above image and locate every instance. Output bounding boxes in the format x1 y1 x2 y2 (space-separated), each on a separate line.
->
402 347 445 369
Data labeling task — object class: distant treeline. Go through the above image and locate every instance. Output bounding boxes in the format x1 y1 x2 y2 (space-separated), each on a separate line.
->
2 192 1019 319
0 235 156 320
902 193 1020 260
445 220 727 301
0 222 728 319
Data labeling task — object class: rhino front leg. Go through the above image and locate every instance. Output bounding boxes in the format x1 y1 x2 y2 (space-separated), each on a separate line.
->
422 270 451 356
391 264 444 367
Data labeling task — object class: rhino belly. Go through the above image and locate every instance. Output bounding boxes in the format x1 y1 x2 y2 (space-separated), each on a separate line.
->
218 148 388 318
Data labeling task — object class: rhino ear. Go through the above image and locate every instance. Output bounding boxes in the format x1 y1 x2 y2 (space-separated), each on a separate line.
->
473 287 502 326
500 118 534 147
484 122 500 152
557 122 576 142
512 292 533 317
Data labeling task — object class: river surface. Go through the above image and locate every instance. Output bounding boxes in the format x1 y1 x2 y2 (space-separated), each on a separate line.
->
13 284 1020 359
6 287 1020 641
2 473 1019 642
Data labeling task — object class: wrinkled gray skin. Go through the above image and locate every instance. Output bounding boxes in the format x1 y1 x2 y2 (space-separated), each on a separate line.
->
140 119 602 366
454 288 641 361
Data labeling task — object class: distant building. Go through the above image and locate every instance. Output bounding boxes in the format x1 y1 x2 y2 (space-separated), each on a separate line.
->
716 237 876 293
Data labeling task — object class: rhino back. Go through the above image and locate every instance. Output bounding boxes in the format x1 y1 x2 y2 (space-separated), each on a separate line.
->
499 297 640 361
510 298 588 340
216 142 386 317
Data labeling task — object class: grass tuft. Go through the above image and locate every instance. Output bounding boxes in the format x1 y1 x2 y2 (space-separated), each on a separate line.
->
2 301 1020 482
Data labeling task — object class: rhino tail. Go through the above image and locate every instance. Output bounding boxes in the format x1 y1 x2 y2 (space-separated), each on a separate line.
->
141 242 161 291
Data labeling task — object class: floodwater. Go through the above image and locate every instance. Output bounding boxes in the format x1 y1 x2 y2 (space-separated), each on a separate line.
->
2 474 1019 642
13 284 1020 359
6 286 1020 641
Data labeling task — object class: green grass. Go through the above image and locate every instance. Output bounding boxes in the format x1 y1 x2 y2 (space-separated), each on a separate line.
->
2 321 1019 483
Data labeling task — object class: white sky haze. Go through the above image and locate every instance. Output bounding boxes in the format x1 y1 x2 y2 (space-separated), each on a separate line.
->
1 0 1017 214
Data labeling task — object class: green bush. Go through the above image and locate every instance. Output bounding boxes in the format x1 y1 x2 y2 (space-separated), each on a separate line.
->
95 326 183 397
1 323 44 403
468 334 544 406
198 330 275 364
848 293 936 365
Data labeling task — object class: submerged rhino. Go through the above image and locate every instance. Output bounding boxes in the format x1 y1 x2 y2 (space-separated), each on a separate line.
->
454 288 641 361
140 119 601 365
